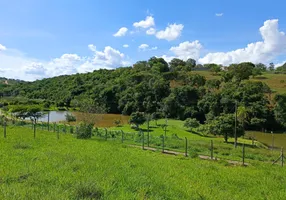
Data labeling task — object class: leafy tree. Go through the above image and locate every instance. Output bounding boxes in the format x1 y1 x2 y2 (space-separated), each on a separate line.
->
274 94 286 129
184 118 200 132
208 64 221 75
228 62 255 82
169 58 186 72
255 63 267 71
208 114 244 142
269 62 275 71
252 67 263 78
129 112 146 129
186 58 196 69
148 57 169 73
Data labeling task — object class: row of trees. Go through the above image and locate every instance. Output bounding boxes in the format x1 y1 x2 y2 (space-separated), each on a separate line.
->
1 57 286 141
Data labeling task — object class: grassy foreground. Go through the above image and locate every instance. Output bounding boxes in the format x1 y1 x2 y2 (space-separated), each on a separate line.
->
0 126 286 199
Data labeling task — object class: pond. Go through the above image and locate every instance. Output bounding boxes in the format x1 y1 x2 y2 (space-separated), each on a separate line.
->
38 111 130 127
38 111 70 123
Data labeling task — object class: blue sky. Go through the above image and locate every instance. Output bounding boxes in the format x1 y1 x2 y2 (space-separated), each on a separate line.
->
1 0 286 80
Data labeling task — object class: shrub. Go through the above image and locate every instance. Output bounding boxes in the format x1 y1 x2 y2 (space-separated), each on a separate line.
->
65 113 76 122
76 122 93 139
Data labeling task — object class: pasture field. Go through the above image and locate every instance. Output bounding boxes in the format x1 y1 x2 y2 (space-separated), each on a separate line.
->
191 71 286 94
0 125 285 199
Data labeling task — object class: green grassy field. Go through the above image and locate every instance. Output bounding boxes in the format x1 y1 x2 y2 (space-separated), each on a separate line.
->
0 125 286 199
192 71 286 94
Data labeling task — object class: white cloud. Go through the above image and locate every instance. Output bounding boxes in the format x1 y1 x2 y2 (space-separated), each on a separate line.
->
133 16 155 29
0 45 128 80
156 24 184 41
146 28 156 35
275 61 286 67
139 44 149 50
162 40 202 62
138 44 157 51
215 13 224 17
113 27 128 37
24 62 46 75
88 44 97 52
0 44 6 51
123 44 129 48
199 19 286 65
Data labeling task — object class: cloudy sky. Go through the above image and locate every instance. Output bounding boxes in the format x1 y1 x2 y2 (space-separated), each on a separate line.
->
1 0 286 81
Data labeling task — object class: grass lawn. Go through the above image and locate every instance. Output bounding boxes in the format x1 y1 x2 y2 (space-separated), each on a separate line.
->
0 126 286 199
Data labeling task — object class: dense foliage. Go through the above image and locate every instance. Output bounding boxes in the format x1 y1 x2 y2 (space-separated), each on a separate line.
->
1 57 286 133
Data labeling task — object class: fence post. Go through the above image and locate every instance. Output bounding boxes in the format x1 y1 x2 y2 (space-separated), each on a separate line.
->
210 140 214 160
185 137 188 157
57 126 59 139
242 143 245 166
272 133 274 150
4 121 7 138
47 112 50 131
142 131 145 150
147 132 150 147
121 130 124 143
33 121 36 139
281 147 284 167
162 135 165 153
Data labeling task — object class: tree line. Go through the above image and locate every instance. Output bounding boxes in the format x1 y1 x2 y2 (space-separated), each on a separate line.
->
1 57 286 141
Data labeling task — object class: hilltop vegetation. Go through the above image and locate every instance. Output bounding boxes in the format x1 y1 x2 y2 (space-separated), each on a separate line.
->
1 57 286 136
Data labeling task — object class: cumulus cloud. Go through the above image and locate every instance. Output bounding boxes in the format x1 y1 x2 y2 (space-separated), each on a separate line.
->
156 24 184 41
24 62 46 75
162 40 202 62
123 44 129 48
113 27 128 37
0 44 6 51
139 44 149 50
138 44 157 51
146 28 156 35
133 16 155 29
215 13 224 17
0 44 128 80
199 19 286 65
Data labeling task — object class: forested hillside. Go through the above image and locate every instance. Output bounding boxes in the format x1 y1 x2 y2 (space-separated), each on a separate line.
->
1 57 286 132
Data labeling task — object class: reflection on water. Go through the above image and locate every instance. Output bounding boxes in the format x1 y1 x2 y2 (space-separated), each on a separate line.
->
38 111 70 122
38 111 130 127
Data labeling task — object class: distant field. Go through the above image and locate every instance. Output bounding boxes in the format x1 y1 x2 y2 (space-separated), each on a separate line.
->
0 126 286 199
191 71 286 94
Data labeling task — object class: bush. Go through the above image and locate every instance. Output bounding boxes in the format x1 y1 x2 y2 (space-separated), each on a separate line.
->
76 122 93 139
65 113 76 122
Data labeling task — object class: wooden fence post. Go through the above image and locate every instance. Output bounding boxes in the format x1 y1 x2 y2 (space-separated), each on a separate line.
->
185 137 188 157
272 133 274 150
147 132 150 147
281 147 284 167
142 131 145 150
57 127 59 139
242 143 245 166
33 121 36 139
4 121 7 138
210 140 214 160
162 135 165 153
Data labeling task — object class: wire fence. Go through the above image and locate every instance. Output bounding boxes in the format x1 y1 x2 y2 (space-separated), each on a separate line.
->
0 119 284 167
